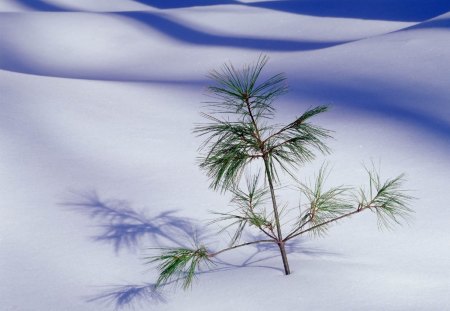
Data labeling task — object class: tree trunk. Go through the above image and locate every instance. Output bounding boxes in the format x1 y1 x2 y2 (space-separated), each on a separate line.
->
278 241 291 275
263 156 291 275
243 98 291 275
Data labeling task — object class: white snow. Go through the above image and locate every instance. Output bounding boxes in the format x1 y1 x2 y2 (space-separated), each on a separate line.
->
1 1 449 310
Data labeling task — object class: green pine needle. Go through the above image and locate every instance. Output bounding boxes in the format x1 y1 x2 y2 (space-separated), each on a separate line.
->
196 56 331 191
148 247 211 290
209 173 274 245
359 167 414 229
298 165 353 236
206 55 287 119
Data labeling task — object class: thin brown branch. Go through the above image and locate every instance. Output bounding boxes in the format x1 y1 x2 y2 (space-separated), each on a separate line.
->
284 208 366 242
243 97 263 145
248 153 264 159
245 198 277 240
284 215 313 241
266 137 299 154
284 188 392 242
208 239 274 257
262 120 300 145
257 226 278 240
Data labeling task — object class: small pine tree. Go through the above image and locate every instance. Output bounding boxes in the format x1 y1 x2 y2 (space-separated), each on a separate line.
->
148 56 413 289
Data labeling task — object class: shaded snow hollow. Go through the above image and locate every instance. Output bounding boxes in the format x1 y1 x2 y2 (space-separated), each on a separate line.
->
1 1 449 310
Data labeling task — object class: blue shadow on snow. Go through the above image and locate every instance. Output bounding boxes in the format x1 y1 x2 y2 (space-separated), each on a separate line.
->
64 191 201 253
134 0 239 9
116 11 351 51
287 77 450 141
12 0 450 24
407 16 450 29
67 191 336 309
245 0 450 22
135 0 450 22
14 0 72 11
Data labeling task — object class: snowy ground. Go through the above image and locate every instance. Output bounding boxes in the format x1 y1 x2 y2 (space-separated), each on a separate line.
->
1 1 449 310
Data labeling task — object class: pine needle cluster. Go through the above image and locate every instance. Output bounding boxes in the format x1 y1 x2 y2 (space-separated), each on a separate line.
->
149 247 211 290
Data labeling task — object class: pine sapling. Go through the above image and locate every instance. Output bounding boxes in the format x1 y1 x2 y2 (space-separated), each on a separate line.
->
147 55 413 289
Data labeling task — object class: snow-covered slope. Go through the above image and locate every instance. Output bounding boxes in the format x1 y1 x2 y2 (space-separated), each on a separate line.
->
1 1 449 310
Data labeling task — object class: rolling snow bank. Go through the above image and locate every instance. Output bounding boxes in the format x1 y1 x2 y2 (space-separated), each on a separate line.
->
1 1 449 310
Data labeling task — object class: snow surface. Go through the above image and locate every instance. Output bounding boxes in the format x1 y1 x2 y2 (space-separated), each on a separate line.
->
1 1 449 310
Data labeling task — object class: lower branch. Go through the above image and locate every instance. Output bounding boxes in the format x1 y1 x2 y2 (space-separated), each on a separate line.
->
284 209 363 242
208 239 274 257
284 217 312 241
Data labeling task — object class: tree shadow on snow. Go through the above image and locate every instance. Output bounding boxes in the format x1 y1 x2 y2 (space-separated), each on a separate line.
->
67 191 337 309
209 235 337 274
87 283 166 310
64 191 202 253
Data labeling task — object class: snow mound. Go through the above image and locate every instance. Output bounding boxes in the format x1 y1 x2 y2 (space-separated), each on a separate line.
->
1 1 449 311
